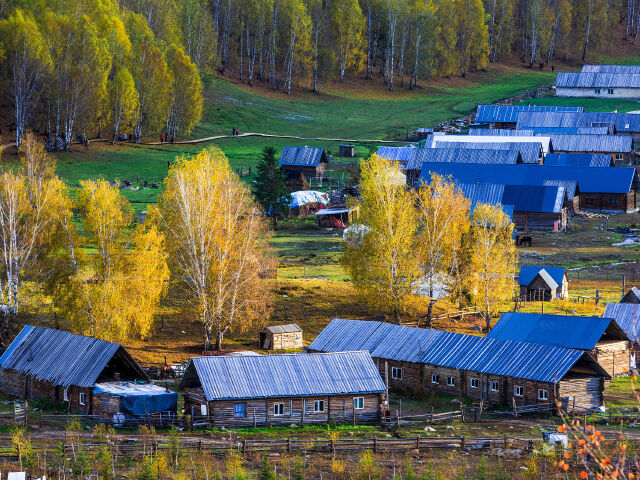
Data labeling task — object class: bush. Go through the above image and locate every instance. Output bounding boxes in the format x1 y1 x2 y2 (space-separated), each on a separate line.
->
475 454 488 480
355 450 381 480
259 454 277 480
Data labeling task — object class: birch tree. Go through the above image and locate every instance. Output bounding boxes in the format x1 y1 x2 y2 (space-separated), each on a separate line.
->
332 0 366 81
307 0 329 92
154 147 275 350
109 67 139 143
165 44 203 142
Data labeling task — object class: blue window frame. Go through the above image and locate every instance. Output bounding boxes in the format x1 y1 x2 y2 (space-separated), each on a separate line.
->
234 403 246 418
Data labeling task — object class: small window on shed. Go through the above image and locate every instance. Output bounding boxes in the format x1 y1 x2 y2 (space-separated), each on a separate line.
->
514 385 524 397
79 392 86 406
447 376 455 386
608 88 614 95
490 381 499 392
615 153 623 160
353 397 364 410
594 88 601 94
391 367 402 380
431 374 440 384
234 403 246 418
538 389 549 401
314 400 325 413
470 378 479 388
273 403 284 416
610 196 618 204
585 197 593 205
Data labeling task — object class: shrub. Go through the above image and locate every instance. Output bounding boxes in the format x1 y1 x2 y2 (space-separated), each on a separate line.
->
259 454 277 480
475 454 488 480
355 450 381 480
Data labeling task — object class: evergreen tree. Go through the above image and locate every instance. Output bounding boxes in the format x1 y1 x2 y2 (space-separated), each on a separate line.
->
252 147 292 229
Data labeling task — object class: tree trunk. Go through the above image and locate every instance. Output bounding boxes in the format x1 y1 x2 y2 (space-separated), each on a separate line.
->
393 309 400 324
425 298 435 328
215 330 224 351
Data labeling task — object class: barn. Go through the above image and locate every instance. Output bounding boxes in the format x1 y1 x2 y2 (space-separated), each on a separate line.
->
0 326 177 417
538 134 633 165
259 324 303 350
488 313 631 377
309 318 610 409
178 351 386 427
517 266 568 300
474 105 583 129
603 302 640 368
556 71 640 99
278 147 327 184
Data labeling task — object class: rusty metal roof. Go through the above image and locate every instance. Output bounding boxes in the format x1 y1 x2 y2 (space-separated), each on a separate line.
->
264 324 302 334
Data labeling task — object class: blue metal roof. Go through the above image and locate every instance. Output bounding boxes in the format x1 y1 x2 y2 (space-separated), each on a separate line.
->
517 111 640 133
457 184 513 220
0 326 147 388
405 148 522 170
487 313 627 350
418 331 605 382
469 128 535 136
545 153 613 167
279 147 325 166
376 146 419 164
502 184 565 213
529 126 611 135
518 266 566 286
539 134 632 153
542 180 577 201
475 105 583 124
433 142 540 164
583 65 640 74
417 163 636 194
556 72 640 88
180 351 386 401
603 303 640 343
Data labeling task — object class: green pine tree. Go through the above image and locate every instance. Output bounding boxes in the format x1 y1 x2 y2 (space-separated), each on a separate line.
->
252 147 291 229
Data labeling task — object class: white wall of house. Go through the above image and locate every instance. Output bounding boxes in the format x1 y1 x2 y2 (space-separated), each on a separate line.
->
556 87 640 98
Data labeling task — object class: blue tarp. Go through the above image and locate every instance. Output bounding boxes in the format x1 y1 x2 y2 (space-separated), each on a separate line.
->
93 382 177 416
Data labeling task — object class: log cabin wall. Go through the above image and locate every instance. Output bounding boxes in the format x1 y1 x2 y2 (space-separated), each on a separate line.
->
268 331 303 350
592 341 631 377
375 359 422 391
558 376 604 409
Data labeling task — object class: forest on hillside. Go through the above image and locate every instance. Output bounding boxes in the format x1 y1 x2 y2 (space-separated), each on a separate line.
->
0 0 635 149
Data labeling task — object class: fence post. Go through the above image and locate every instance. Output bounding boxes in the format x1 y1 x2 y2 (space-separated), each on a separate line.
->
242 439 246 454
416 436 420 450
503 436 508 449
373 437 378 454
287 438 292 454
461 436 465 449
430 406 434 424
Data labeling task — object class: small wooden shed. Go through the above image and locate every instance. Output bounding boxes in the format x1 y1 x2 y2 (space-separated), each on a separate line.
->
518 266 568 301
621 287 640 304
259 324 303 350
339 144 355 157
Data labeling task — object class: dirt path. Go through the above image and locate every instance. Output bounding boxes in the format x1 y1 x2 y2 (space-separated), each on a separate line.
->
145 132 410 146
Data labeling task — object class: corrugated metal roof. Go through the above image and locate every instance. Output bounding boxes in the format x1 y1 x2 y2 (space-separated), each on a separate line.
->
518 266 566 286
544 153 613 167
556 72 640 88
432 135 552 154
0 326 146 388
419 331 604 382
469 128 535 136
529 126 611 135
542 180 577 201
377 146 418 163
626 287 640 301
539 134 632 153
417 163 636 194
603 303 640 343
433 141 541 164
487 313 627 350
265 324 302 334
457 183 513 220
475 105 583 124
502 184 565 213
279 147 325 166
181 351 386 401
517 111 640 133
583 65 640 74
405 148 522 170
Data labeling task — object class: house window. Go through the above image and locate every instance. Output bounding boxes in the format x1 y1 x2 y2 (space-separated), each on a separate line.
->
610 196 618 204
470 378 479 388
514 385 524 397
594 88 601 94
490 381 499 392
391 367 402 380
615 153 623 161
608 88 614 95
431 374 440 384
585 197 593 205
538 389 549 401
353 397 364 410
314 400 325 413
273 403 284 416
447 376 455 386
79 392 86 406
234 403 246 418
63 387 69 402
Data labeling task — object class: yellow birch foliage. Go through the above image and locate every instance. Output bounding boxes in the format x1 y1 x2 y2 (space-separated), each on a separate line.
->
109 67 139 140
341 154 418 323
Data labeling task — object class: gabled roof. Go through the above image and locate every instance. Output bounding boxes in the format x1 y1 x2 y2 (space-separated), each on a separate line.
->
624 286 640 302
469 128 535 136
545 153 613 167
518 266 566 286
543 179 578 201
475 105 583 124
540 134 632 153
419 330 608 382
432 135 552 154
178 351 386 401
603 303 640 343
529 127 611 135
487 313 628 350
556 72 640 88
457 183 513 220
0 326 148 388
279 147 325 166
377 146 418 164
533 269 560 289
433 141 541 164
264 324 302 334
417 163 637 194
517 111 640 133
502 185 565 213
583 65 640 74
405 148 522 170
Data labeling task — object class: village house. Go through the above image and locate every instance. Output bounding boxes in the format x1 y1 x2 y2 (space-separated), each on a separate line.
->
259 324 303 350
431 135 553 156
556 70 640 99
537 134 634 165
517 266 568 300
278 146 327 187
309 319 610 409
433 141 543 164
178 351 386 428
473 105 584 129
603 302 640 368
0 326 177 418
487 313 631 377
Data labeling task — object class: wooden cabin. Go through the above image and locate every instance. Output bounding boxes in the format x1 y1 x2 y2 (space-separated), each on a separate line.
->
178 351 386 428
518 266 568 301
621 287 640 304
339 144 354 157
488 312 631 377
279 147 327 186
603 302 640 369
0 326 177 417
259 324 303 350
309 318 610 410
474 105 584 130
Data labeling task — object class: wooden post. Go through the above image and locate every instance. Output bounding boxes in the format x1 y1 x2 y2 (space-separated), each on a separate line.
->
399 398 402 419
302 399 305 425
596 289 600 306
373 437 378 454
395 409 399 426
461 436 465 449
430 406 434 424
416 436 420 450
503 436 508 448
287 438 292 453
384 361 389 405
242 439 247 454
352 404 356 426
512 397 517 418
253 408 256 428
